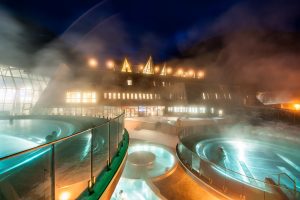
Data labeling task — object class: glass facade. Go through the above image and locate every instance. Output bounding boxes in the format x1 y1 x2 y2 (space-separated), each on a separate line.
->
0 64 49 115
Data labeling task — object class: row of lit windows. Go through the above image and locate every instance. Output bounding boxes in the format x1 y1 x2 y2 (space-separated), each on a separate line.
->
126 79 172 87
103 92 161 100
167 106 223 116
66 91 97 103
202 93 232 100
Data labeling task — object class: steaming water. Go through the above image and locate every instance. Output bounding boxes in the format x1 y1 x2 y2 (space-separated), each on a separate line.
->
0 119 75 158
196 138 300 191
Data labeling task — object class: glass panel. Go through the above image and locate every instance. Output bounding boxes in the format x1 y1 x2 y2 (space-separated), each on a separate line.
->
3 76 14 88
192 152 200 173
14 78 24 88
0 146 51 199
109 119 119 161
92 123 109 178
55 130 91 200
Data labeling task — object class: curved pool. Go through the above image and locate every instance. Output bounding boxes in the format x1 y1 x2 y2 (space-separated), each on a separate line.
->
0 119 76 158
196 138 300 192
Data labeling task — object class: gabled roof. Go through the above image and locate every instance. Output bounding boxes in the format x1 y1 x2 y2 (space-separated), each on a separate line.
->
160 63 167 76
143 56 154 74
121 58 132 72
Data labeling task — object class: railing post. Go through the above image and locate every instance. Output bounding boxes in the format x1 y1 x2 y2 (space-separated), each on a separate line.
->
117 116 120 150
107 120 111 169
51 144 55 200
89 129 95 193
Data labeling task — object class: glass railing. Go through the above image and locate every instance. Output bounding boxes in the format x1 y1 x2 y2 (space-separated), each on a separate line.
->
176 128 299 200
0 111 127 200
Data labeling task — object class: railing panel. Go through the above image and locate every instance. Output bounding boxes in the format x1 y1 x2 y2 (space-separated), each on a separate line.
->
92 123 109 178
0 146 51 200
109 119 119 162
54 130 92 199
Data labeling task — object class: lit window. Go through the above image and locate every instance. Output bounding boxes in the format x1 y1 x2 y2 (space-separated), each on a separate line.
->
143 94 146 99
150 94 153 99
154 94 157 99
139 93 142 99
202 93 206 100
104 93 107 99
131 93 133 99
118 93 121 99
135 93 138 99
229 93 232 99
127 79 132 86
82 92 96 103
66 91 81 103
113 93 116 99
127 93 130 99
108 93 112 99
215 93 218 99
146 94 149 99
122 93 125 99
162 81 165 87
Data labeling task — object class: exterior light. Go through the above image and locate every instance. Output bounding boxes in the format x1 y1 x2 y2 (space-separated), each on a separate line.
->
294 104 300 110
88 58 98 68
106 60 114 70
59 191 71 200
167 67 172 74
197 70 205 79
154 66 160 73
138 64 144 72
177 69 183 76
188 69 194 77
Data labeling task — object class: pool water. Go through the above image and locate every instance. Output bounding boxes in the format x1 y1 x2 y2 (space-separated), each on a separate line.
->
196 138 300 192
0 119 75 158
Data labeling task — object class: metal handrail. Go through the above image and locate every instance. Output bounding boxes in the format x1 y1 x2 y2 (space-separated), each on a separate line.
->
0 111 125 161
177 129 299 193
277 172 297 192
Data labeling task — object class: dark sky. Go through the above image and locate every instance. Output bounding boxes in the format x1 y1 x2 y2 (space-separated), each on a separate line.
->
1 0 300 61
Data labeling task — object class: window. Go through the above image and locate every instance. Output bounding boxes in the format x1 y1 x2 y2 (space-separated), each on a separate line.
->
127 79 132 86
104 93 107 99
66 91 81 103
122 93 126 99
82 92 96 103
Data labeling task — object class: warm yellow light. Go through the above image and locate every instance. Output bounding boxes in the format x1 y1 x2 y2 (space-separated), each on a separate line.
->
188 69 194 76
138 64 144 72
167 67 172 74
177 69 183 76
197 70 205 78
88 58 98 68
294 104 300 110
154 66 160 73
59 191 71 200
106 60 114 69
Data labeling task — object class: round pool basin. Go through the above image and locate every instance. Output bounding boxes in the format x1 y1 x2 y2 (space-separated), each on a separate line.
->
196 138 300 192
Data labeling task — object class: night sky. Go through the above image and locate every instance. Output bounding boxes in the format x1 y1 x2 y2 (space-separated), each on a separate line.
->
1 0 300 61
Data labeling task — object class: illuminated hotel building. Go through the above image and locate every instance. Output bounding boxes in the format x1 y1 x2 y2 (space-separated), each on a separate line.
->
35 57 252 118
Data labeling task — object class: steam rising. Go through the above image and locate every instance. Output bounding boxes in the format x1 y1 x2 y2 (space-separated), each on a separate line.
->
167 2 300 92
